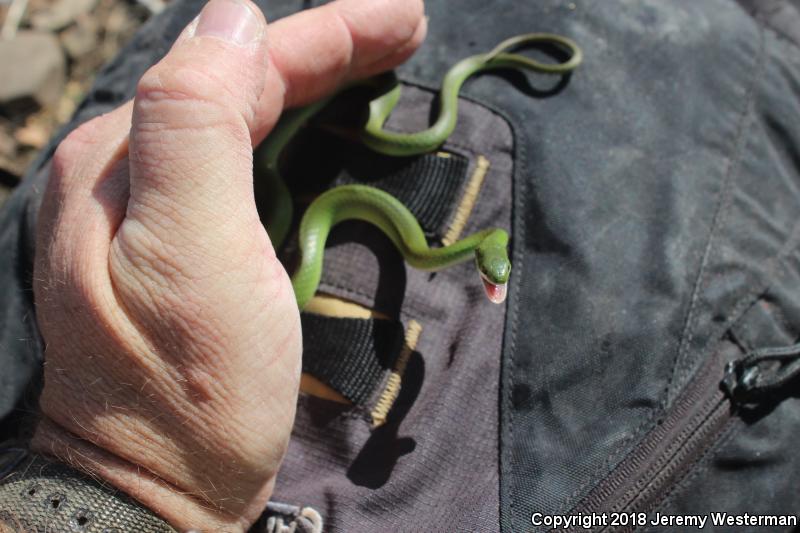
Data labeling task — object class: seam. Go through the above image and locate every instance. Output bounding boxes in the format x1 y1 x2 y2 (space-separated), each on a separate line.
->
442 155 491 246
501 109 526 532
764 295 794 336
687 189 800 372
733 0 800 53
558 12 771 518
425 85 530 533
317 281 382 307
720 240 800 345
369 320 422 427
669 8 767 408
731 291 795 352
730 328 757 354
398 13 797 532
371 73 521 530
751 0 800 53
563 219 800 521
761 19 800 52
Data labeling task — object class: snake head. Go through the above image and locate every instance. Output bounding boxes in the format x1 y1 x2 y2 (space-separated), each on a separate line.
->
475 242 511 305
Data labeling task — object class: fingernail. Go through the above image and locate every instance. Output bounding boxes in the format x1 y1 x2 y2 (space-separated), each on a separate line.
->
195 0 262 45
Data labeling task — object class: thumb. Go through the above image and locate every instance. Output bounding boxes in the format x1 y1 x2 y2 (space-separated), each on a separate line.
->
126 0 268 247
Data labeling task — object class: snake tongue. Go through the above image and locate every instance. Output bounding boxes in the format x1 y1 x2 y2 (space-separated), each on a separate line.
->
482 278 507 304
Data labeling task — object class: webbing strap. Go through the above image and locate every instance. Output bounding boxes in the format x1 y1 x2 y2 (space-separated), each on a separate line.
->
334 152 469 237
298 149 468 407
300 314 405 406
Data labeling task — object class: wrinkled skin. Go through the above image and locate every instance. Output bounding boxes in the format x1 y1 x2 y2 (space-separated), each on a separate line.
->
30 0 426 530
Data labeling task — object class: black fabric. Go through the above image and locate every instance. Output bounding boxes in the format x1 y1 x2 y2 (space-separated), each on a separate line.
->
300 314 404 406
737 0 800 48
274 85 513 531
281 128 470 238
332 153 469 238
400 2 800 530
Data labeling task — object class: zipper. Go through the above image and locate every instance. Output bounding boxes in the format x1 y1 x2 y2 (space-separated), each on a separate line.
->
564 340 742 533
721 340 800 405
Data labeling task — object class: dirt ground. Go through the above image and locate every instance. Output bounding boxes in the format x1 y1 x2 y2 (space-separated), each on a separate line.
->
0 0 154 206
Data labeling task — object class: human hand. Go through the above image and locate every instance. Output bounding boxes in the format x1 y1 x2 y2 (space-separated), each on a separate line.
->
30 0 426 530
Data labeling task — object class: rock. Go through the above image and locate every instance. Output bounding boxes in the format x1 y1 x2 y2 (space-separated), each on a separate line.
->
30 0 98 31
135 0 165 16
105 3 134 35
60 15 98 59
55 80 84 123
0 127 16 158
14 119 49 149
0 31 66 113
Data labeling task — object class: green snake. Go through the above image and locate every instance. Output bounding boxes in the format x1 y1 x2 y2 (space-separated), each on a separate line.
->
256 33 582 310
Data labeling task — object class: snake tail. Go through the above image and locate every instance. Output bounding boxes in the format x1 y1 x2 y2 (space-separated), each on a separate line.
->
359 32 582 156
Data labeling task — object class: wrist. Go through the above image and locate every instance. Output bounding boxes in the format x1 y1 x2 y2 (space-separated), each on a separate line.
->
31 417 267 532
0 444 177 532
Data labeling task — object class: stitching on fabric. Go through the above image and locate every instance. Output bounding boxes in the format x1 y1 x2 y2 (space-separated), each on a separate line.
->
370 320 423 427
301 282 408 427
647 419 742 516
761 19 800 52
731 0 799 51
442 155 491 246
765 296 794 336
669 8 768 409
748 0 800 52
557 12 772 517
730 327 757 353
356 73 519 529
502 110 525 531
560 219 800 518
685 176 800 368
318 281 427 328
318 281 379 307
440 97 521 531
721 240 800 340
731 293 795 352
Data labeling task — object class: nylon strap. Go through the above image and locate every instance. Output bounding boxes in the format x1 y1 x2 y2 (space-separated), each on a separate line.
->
300 314 405 406
297 150 467 405
0 448 177 533
334 152 469 237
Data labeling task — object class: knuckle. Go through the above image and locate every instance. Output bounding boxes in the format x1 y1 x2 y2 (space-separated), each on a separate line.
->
328 12 356 75
403 0 425 35
134 64 249 141
51 122 98 176
136 63 186 102
136 63 237 114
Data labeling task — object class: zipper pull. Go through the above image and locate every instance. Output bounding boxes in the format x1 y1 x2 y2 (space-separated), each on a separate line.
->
722 341 800 405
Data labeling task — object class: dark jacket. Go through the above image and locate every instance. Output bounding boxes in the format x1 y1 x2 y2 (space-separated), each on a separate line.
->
2 1 800 531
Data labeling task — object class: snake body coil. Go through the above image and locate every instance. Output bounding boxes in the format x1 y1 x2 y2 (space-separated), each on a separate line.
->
293 185 511 309
361 33 582 156
256 33 582 309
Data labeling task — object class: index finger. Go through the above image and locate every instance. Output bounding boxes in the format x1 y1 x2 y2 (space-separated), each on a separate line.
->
252 0 427 142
